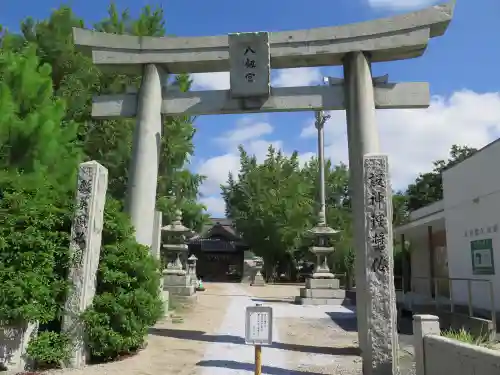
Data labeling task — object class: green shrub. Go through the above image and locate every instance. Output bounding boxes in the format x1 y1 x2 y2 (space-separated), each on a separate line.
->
26 331 71 368
82 198 163 361
0 170 72 324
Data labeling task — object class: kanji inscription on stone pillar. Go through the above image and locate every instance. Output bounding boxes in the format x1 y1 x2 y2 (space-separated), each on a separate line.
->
62 161 108 368
229 31 270 98
362 153 399 375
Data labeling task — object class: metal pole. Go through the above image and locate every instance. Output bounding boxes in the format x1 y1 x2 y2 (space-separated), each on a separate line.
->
254 345 262 375
315 111 330 225
449 278 454 313
467 279 473 317
490 281 496 334
434 279 439 312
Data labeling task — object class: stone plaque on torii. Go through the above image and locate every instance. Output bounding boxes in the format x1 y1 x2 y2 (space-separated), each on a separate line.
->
72 2 455 374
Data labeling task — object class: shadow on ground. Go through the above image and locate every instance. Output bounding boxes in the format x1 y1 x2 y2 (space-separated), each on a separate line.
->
196 359 330 375
252 297 295 304
325 312 358 332
149 328 359 356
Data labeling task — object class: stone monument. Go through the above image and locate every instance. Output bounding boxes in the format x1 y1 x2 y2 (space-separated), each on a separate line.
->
161 210 195 297
251 257 266 286
361 154 398 374
73 4 455 373
62 161 108 368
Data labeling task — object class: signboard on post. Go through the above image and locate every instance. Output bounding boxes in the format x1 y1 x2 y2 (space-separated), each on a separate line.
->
245 305 273 346
229 32 271 98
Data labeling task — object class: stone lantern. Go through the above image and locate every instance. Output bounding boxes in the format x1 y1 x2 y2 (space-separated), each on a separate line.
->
296 212 347 305
251 256 265 286
309 212 338 279
161 210 195 297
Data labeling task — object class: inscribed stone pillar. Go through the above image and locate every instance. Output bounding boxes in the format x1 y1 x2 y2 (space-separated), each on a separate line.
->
62 161 108 368
363 154 399 375
126 64 163 247
343 51 380 356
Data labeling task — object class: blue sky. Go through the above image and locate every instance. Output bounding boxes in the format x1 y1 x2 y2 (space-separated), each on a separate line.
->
3 0 500 217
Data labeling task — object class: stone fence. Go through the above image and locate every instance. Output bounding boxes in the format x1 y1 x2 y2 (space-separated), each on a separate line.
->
413 314 500 375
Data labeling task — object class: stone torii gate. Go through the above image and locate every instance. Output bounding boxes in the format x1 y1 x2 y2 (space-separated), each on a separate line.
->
73 2 454 374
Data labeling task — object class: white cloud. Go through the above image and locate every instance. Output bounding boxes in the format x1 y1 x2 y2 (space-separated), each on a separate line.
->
366 0 440 10
191 72 230 90
191 67 322 91
200 196 227 218
198 90 500 216
197 118 284 216
272 68 323 87
215 119 273 145
300 90 500 190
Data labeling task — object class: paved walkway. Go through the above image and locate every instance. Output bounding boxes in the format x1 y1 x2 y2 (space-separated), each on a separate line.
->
198 284 360 375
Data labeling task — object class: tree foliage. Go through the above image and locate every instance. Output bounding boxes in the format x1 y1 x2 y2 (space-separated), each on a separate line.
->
0 42 78 327
82 198 163 360
0 1 207 366
406 145 477 211
6 3 208 227
222 146 356 278
222 146 315 271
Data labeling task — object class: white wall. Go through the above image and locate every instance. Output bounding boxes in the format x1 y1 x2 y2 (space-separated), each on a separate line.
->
443 140 500 311
408 228 432 295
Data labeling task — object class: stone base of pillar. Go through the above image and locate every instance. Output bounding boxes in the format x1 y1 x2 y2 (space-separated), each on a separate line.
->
251 271 266 286
295 278 351 306
312 271 335 279
163 273 195 297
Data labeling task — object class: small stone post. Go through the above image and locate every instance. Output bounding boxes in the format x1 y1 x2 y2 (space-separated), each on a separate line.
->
151 210 163 291
251 257 265 286
187 254 198 287
413 315 440 375
362 154 399 375
62 161 108 368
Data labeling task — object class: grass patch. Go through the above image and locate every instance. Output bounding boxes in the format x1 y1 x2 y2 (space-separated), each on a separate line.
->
442 328 494 348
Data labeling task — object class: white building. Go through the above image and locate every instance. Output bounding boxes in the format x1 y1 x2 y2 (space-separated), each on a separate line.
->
395 139 500 314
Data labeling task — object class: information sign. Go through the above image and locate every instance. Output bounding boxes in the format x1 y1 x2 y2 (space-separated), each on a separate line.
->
245 305 273 346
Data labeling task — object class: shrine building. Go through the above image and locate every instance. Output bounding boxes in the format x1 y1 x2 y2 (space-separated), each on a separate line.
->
188 218 250 282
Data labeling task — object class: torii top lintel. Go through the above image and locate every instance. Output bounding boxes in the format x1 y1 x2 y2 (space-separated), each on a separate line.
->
73 1 454 75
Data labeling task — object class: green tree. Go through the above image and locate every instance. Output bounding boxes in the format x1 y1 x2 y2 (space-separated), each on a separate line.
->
301 159 354 283
9 3 208 226
406 145 477 211
392 191 409 227
0 42 80 182
222 146 315 277
0 41 78 327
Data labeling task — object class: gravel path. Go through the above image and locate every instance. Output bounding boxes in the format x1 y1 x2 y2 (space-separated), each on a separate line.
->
197 284 290 375
44 283 414 375
45 283 231 375
198 283 362 375
240 284 362 375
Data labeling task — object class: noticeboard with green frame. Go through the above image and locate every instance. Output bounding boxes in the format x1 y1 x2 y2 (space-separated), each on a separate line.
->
470 238 495 275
